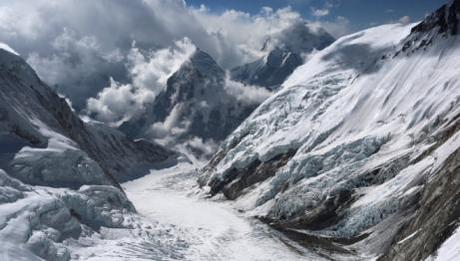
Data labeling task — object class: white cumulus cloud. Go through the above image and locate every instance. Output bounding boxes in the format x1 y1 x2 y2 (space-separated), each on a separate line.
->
0 0 345 126
86 38 196 124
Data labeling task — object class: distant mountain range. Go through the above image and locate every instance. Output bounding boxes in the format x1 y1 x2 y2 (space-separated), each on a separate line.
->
231 22 335 90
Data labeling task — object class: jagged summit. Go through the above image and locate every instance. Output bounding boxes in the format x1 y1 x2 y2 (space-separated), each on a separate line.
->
413 0 460 36
230 47 304 91
231 22 335 90
119 49 259 159
187 48 225 78
399 0 460 54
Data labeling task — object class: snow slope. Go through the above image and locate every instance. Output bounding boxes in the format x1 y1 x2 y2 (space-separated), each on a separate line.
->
0 47 177 183
199 0 460 259
0 42 308 261
0 43 183 260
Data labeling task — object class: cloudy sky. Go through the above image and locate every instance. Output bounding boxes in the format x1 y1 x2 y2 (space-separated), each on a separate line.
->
188 0 446 30
0 0 447 123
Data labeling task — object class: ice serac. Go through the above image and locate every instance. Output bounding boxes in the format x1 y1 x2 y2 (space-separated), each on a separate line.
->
0 168 138 261
120 49 260 159
230 22 335 90
0 48 177 185
199 1 460 259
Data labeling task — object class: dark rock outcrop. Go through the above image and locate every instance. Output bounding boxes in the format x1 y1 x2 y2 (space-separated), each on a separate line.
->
399 0 460 54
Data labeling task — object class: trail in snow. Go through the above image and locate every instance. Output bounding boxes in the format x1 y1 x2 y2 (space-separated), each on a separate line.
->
123 163 323 261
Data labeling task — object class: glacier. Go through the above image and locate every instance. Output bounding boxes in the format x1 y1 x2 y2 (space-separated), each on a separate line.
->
0 42 313 261
199 1 460 259
0 42 187 260
2 0 460 260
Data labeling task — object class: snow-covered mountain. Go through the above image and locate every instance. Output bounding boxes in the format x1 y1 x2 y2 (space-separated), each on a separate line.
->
199 0 460 259
120 49 268 159
0 45 181 260
0 48 177 184
230 22 335 91
119 25 334 160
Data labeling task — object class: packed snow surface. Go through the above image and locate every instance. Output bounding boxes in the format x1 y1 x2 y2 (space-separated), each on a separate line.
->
123 163 324 261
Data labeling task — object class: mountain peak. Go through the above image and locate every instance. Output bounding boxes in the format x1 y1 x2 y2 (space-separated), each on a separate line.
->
230 22 335 90
412 0 459 35
399 0 460 54
185 49 225 78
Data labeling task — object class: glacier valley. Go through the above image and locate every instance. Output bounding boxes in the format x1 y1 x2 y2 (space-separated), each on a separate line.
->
1 0 460 260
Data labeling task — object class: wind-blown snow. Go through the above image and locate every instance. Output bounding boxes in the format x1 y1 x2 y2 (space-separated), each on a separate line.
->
0 42 19 56
200 20 460 253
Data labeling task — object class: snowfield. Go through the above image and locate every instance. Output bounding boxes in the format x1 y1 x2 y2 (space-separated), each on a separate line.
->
0 38 320 261
0 162 331 261
123 163 324 261
199 3 460 258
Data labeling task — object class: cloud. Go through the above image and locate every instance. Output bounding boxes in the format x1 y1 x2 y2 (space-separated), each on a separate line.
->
312 8 330 18
0 0 311 110
310 0 343 18
86 38 196 124
190 6 305 61
307 1 350 38
150 104 189 141
224 75 273 105
86 78 150 124
128 38 196 94
25 27 127 108
398 16 411 25
309 16 352 38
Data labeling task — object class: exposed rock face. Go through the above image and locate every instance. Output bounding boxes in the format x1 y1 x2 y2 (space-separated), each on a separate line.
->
0 48 177 184
381 138 460 261
399 0 460 54
199 2 460 258
203 149 297 200
230 22 335 90
412 0 459 36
